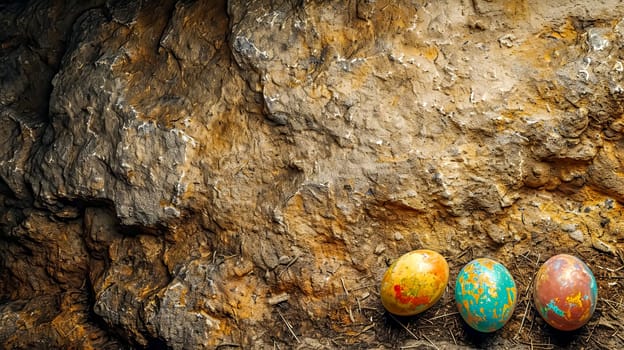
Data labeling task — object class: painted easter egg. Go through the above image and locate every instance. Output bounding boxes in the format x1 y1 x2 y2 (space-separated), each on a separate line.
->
455 258 517 332
380 249 449 316
533 254 597 331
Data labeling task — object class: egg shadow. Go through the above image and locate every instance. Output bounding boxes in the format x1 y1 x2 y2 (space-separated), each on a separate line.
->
381 310 435 340
382 311 417 330
379 312 415 344
381 306 461 345
540 325 582 347
458 318 500 349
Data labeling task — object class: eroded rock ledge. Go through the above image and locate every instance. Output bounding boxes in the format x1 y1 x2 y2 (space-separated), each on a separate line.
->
1 1 623 349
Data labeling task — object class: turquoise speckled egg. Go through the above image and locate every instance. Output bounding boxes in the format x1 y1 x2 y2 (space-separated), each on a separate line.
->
455 258 518 332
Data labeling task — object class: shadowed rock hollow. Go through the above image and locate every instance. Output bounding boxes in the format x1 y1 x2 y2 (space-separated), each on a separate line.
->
1 0 623 349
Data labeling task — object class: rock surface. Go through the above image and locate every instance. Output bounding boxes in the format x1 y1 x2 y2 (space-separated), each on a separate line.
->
1 0 624 348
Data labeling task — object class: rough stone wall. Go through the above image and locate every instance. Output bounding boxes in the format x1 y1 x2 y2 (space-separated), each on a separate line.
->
1 0 623 349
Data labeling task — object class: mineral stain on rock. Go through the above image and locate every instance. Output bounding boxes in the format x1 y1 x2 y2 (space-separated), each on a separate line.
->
1 0 624 349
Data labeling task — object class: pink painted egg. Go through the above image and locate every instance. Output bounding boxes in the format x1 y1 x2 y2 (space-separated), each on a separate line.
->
533 254 597 331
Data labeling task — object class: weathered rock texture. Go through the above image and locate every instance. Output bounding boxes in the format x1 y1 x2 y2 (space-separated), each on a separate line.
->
1 0 624 349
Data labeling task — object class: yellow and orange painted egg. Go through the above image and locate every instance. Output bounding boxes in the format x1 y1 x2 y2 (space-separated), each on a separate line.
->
380 249 450 316
455 258 517 332
533 254 597 331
